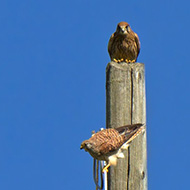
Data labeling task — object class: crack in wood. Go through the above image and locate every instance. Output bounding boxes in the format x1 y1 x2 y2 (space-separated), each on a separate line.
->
127 67 134 190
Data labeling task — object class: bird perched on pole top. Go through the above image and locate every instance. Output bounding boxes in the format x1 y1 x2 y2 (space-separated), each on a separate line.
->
108 21 140 63
80 123 145 172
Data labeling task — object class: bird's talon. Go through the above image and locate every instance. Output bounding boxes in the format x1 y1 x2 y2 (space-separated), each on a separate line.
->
102 168 108 173
102 163 111 173
125 59 135 63
102 167 109 173
113 58 119 63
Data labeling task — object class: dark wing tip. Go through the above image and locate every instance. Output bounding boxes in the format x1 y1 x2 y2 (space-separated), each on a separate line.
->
134 32 140 57
116 123 145 144
115 123 144 134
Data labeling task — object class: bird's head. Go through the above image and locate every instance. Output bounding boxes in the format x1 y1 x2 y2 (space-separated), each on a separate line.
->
80 140 93 152
116 21 131 34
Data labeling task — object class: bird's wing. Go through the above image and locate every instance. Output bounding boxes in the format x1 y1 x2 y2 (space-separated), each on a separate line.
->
134 32 140 57
108 33 115 59
115 123 144 143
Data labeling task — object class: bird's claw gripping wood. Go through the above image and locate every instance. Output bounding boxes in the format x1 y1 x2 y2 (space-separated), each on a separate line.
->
113 58 136 63
113 58 124 63
125 59 136 63
113 58 119 63
102 163 110 173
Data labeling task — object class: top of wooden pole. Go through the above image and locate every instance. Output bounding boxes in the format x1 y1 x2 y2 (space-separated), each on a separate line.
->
106 61 147 190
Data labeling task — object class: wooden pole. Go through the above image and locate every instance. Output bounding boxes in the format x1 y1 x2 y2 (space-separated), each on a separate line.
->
106 61 147 190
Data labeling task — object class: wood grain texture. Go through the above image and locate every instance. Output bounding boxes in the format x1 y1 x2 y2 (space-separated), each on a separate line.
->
106 61 147 190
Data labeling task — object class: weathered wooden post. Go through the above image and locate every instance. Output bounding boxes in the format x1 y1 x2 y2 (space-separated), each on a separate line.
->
106 61 147 190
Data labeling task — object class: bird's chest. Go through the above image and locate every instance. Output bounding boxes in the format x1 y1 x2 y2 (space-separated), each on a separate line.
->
112 36 136 59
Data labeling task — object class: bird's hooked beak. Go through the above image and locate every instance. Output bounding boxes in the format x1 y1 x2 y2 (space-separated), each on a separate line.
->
80 140 92 152
120 26 126 33
80 142 85 149
80 141 89 151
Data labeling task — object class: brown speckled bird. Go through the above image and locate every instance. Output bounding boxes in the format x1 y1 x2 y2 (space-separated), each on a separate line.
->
80 123 144 172
108 21 140 63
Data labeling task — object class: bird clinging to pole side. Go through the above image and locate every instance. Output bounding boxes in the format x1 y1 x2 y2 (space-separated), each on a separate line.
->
108 21 140 63
80 123 145 173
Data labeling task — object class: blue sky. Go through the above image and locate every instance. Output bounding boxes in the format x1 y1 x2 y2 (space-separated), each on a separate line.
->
0 0 189 189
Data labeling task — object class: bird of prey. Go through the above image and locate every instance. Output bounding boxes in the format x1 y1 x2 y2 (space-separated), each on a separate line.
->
108 21 140 63
80 123 144 172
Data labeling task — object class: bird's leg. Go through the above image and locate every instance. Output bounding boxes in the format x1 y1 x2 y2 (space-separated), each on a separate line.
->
102 163 111 173
125 59 129 63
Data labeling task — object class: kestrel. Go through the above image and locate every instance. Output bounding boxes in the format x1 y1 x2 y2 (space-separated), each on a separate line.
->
108 21 140 63
80 123 144 172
